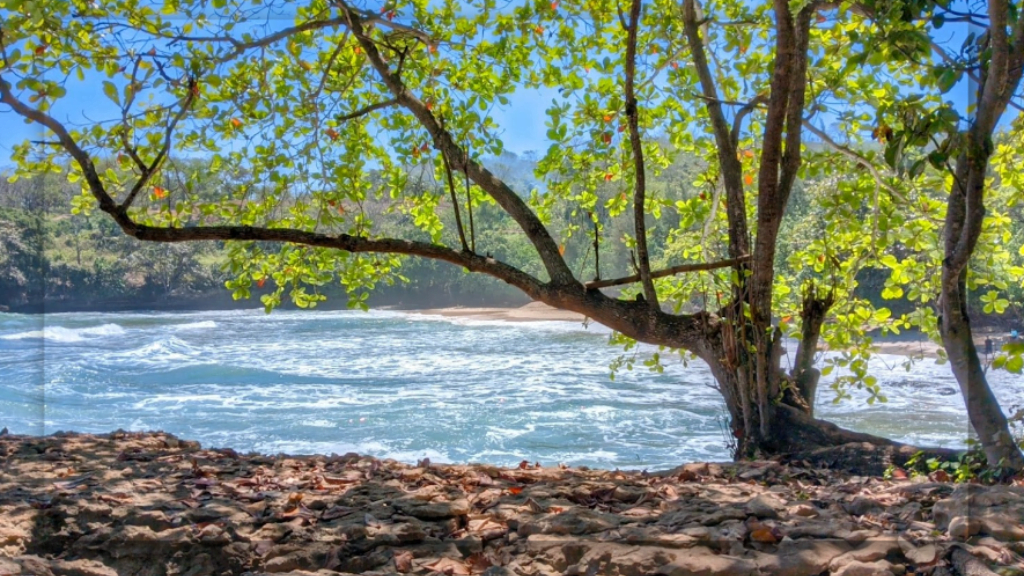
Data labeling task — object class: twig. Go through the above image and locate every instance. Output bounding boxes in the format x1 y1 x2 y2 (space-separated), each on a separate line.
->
336 98 398 122
585 256 751 289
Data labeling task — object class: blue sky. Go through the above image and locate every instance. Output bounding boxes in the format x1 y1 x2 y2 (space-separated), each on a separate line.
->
0 60 559 170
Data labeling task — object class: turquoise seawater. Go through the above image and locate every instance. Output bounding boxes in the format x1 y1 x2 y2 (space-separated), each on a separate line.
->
1 309 1019 470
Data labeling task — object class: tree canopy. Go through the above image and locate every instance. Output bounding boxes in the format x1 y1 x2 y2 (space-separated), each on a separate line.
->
2 0 1023 470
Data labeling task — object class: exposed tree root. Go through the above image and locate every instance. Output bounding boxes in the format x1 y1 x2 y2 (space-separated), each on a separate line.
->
767 405 964 475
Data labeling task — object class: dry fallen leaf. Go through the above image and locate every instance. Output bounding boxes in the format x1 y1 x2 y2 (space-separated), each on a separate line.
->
466 552 492 574
424 557 471 575
749 527 779 543
393 550 414 573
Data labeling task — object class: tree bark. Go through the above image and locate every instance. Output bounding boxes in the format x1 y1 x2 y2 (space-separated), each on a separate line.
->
938 3 1024 473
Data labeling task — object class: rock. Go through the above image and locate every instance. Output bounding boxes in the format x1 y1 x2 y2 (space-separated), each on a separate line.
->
899 541 939 566
0 558 23 576
700 508 748 526
12 556 55 576
453 535 482 556
50 559 121 576
830 538 901 569
672 463 709 481
837 530 880 545
657 546 758 576
791 504 818 518
979 513 1024 541
746 494 784 519
754 539 851 576
948 516 982 540
519 508 621 537
832 560 896 576
842 497 883 516
397 497 470 520
739 466 771 480
3 432 1020 576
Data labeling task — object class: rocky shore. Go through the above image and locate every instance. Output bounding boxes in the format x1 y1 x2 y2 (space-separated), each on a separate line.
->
0 431 1021 576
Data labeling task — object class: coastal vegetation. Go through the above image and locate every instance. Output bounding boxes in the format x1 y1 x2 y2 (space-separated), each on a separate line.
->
2 0 1024 473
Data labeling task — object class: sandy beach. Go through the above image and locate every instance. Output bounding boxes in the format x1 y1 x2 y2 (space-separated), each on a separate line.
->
409 302 588 323
403 302 985 359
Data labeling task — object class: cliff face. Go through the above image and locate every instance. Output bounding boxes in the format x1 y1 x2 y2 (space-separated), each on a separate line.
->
1 430 1021 576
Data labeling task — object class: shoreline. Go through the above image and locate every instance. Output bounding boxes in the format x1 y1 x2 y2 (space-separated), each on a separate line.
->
401 304 964 359
2 300 1006 360
0 430 1020 576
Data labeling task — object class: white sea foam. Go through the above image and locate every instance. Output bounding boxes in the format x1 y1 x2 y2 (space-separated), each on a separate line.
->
170 320 217 331
1 323 125 342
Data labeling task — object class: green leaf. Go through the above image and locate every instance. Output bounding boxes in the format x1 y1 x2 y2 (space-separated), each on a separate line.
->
1006 355 1023 374
102 80 120 105
936 67 960 94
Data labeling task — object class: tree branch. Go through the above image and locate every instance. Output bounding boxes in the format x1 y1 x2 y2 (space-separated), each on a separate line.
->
134 224 542 296
336 98 398 122
120 85 196 210
623 0 657 307
802 120 909 204
731 95 767 149
585 256 752 289
0 77 119 217
338 1 576 286
682 0 749 260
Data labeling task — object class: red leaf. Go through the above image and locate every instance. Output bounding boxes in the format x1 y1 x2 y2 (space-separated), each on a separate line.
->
508 486 523 495
750 527 779 543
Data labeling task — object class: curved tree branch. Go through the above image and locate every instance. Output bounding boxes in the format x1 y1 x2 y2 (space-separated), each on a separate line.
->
802 120 908 204
338 1 576 286
682 0 749 261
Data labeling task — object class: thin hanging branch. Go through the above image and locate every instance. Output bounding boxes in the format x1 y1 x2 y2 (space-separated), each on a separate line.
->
623 0 657 307
440 138 470 252
465 144 475 253
338 0 576 285
585 256 751 289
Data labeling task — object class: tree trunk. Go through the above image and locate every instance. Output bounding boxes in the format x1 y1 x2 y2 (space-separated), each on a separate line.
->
940 269 1024 472
702 335 959 474
933 1 1024 474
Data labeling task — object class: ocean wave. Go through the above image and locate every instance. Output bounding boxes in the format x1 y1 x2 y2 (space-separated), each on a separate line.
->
170 320 217 331
0 323 125 343
104 336 203 366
